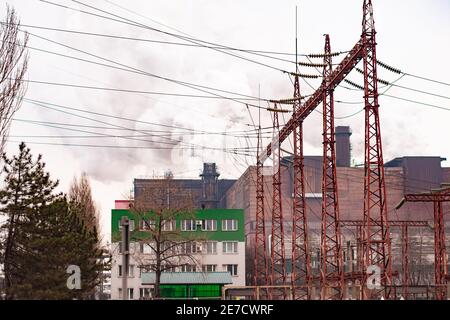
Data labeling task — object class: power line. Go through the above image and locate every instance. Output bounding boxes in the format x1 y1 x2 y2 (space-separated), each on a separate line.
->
377 59 450 87
38 1 449 91
354 67 450 100
14 78 261 101
303 55 450 113
23 99 227 150
0 22 296 64
22 99 268 154
39 0 345 59
43 0 293 74
11 121 271 139
29 3 449 117
6 30 280 113
14 117 275 136
5 139 254 156
404 73 450 87
22 97 273 136
382 94 450 112
12 119 257 155
339 82 450 111
20 30 274 107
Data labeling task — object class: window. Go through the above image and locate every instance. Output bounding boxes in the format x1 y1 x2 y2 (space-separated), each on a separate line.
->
140 219 155 230
222 241 238 254
139 288 151 299
139 243 153 254
128 288 134 300
119 288 134 300
161 220 176 232
129 265 134 277
202 264 217 272
118 264 135 277
118 219 135 231
202 219 217 231
161 242 175 255
118 287 134 299
222 219 238 231
181 220 196 231
223 264 238 276
204 241 217 254
180 264 196 272
162 264 176 272
181 242 196 254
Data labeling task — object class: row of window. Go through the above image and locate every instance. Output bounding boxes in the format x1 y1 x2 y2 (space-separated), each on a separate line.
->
119 241 239 255
118 264 239 278
118 287 151 300
119 219 238 232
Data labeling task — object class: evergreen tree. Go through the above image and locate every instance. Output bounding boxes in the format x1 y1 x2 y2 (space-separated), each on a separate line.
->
8 198 104 299
0 142 59 299
0 143 104 299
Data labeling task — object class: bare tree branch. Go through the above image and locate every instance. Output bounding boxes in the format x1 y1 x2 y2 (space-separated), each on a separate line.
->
0 5 28 155
129 176 206 298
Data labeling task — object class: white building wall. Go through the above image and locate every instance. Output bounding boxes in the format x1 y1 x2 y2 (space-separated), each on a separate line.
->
110 241 245 300
110 243 153 300
200 242 246 286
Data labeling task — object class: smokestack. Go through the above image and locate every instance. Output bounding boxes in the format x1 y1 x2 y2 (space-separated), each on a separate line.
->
200 163 220 209
335 126 352 167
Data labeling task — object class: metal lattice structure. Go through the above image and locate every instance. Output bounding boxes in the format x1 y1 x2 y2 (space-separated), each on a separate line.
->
401 224 409 299
270 103 288 298
291 74 311 300
399 188 450 300
252 0 428 300
320 34 344 300
341 219 429 299
254 127 269 292
361 0 393 300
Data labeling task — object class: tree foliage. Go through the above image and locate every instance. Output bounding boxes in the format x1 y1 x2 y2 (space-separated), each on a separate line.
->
68 172 100 236
132 176 204 298
0 143 104 299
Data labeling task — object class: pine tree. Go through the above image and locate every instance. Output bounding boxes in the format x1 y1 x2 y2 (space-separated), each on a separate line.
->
0 142 59 299
0 143 105 299
8 197 105 299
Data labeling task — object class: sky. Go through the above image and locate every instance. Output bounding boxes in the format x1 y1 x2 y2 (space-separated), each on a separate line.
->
2 0 449 243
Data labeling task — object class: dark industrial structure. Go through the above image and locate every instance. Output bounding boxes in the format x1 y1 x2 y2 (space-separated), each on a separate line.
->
133 163 235 209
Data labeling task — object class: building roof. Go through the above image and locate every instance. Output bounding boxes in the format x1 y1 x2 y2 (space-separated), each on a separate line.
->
385 156 446 167
141 272 233 285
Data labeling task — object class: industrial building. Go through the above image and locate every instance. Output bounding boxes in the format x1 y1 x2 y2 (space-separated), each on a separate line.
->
110 164 245 300
133 163 236 209
110 126 449 299
223 126 450 289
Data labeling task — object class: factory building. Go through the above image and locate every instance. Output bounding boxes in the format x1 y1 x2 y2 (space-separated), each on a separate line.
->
223 126 450 283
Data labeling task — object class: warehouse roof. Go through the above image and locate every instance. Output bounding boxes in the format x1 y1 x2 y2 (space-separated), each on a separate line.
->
141 272 232 285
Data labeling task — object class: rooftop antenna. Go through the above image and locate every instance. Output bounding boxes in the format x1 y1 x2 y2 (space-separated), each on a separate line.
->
295 5 299 74
258 83 261 126
257 83 261 165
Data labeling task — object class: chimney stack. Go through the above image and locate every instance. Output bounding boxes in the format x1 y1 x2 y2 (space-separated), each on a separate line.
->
200 163 220 209
335 126 352 167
